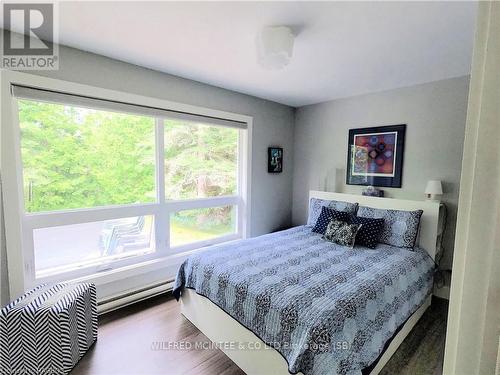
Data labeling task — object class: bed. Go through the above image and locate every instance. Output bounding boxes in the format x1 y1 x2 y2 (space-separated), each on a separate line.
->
174 191 440 375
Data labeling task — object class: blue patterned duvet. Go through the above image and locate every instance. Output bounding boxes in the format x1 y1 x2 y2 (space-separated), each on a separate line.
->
173 226 434 375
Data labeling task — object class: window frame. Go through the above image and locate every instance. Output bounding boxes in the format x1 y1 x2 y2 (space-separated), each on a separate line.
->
1 70 252 299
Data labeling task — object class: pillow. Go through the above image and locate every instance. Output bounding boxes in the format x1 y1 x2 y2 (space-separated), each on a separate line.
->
307 198 358 226
348 216 385 249
323 219 362 248
357 206 423 248
312 206 350 235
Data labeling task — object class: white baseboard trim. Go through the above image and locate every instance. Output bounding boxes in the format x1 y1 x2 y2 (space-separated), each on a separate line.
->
97 280 174 315
433 285 450 300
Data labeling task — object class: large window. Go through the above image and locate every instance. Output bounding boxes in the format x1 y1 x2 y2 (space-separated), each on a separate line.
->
5 81 249 288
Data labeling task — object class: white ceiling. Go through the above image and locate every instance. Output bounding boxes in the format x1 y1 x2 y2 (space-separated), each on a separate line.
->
5 1 477 107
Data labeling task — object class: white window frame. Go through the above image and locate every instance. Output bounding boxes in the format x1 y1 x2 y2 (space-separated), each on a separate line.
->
1 70 253 299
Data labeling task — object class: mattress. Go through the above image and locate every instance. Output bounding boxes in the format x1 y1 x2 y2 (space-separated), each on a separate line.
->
173 226 434 375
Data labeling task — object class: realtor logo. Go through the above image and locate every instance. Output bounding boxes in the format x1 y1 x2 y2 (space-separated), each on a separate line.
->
2 2 59 70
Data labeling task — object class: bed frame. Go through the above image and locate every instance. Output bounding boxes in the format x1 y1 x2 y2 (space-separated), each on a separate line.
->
181 191 440 375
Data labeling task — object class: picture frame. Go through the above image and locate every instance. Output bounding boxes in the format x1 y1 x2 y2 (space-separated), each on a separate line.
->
268 147 283 173
346 124 406 188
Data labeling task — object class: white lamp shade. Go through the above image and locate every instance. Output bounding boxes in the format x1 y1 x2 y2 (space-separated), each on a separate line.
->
425 180 443 195
256 26 294 70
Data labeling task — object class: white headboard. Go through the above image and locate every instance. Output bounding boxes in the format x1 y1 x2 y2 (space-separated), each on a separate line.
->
309 190 440 260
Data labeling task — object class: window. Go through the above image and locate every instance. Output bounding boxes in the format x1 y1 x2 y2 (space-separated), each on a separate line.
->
164 120 238 199
19 100 156 212
4 79 250 291
33 216 155 277
170 206 237 247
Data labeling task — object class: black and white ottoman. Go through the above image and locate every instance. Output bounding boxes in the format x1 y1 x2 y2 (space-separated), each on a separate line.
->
0 283 98 375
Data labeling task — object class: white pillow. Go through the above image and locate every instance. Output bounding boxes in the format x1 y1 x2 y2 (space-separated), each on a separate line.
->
307 198 358 226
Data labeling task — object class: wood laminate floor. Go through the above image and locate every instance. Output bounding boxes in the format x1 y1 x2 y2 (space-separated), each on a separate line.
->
72 294 448 375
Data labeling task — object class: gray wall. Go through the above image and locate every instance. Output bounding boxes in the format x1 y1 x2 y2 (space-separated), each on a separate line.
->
292 76 469 270
0 43 295 304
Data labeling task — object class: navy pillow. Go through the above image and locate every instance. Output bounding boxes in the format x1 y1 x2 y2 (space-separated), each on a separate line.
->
312 207 350 235
349 216 385 249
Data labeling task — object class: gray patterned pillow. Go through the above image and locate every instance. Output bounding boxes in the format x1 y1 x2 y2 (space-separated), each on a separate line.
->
323 219 362 248
307 198 358 226
357 206 423 248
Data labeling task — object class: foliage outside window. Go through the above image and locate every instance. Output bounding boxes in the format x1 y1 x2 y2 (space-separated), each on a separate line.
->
164 120 238 200
164 120 238 242
19 100 155 212
170 206 236 247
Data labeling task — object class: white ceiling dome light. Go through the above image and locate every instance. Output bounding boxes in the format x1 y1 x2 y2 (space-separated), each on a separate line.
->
256 26 295 70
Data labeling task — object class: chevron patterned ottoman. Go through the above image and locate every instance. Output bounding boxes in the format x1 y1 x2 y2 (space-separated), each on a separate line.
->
0 283 98 375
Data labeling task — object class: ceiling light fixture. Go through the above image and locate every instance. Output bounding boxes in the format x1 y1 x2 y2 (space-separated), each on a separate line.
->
256 26 294 70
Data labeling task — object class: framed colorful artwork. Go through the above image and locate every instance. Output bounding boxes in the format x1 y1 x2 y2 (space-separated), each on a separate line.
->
268 147 283 173
346 124 406 188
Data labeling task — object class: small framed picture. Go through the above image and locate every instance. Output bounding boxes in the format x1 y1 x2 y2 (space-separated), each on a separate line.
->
268 147 283 173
